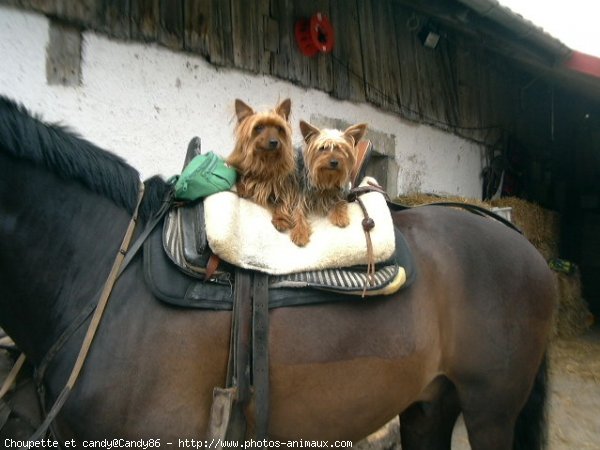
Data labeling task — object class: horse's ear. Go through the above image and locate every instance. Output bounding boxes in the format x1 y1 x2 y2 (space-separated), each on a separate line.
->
276 98 292 121
344 123 368 148
235 99 255 123
300 120 320 144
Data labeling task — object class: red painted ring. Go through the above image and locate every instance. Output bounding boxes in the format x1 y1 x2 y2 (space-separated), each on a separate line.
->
309 13 335 53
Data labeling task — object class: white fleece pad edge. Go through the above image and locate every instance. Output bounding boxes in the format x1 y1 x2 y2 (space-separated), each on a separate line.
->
204 177 395 274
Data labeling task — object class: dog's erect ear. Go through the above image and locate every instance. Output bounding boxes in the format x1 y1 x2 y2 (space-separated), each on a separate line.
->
344 123 368 147
299 120 320 144
275 98 292 121
235 99 255 123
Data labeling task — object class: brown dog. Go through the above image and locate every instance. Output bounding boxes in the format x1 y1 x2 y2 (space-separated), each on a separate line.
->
226 99 309 246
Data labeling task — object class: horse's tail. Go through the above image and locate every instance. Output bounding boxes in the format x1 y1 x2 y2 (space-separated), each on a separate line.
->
513 352 549 450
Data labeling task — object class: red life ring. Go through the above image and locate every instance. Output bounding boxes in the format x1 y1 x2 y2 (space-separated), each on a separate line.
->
295 13 335 57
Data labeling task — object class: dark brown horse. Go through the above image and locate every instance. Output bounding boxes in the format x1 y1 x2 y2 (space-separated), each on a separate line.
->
0 96 556 449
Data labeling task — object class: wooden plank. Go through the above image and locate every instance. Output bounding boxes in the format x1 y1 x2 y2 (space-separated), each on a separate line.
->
431 39 458 129
270 0 332 93
312 0 333 92
474 50 495 141
185 0 234 66
182 0 208 54
230 0 257 72
357 0 401 111
52 0 96 25
455 34 483 131
3 0 58 16
416 47 433 125
488 57 515 136
330 0 365 101
410 14 459 130
374 0 402 112
357 0 381 106
391 2 422 122
437 34 460 128
188 0 231 67
269 0 295 81
98 0 130 38
263 14 279 54
131 0 158 42
230 0 270 73
158 0 183 50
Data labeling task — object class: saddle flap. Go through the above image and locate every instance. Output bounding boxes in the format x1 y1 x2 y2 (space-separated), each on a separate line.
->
163 204 213 277
181 202 209 265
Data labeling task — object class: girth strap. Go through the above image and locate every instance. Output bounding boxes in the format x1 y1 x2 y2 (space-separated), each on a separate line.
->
252 273 269 439
210 270 270 443
226 270 253 441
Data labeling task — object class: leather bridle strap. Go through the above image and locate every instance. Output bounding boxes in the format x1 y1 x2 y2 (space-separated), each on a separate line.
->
22 182 145 445
347 181 389 296
0 353 26 399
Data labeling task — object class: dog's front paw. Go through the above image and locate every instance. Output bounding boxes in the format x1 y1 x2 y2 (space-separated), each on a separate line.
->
290 225 311 247
330 210 350 228
272 215 292 232
329 201 350 227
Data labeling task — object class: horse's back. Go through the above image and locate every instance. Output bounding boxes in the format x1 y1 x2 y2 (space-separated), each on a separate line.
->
393 204 555 349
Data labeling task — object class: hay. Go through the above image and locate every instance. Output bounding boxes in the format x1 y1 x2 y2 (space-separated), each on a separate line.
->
394 193 592 338
490 197 560 260
549 330 600 382
394 193 491 209
553 270 594 339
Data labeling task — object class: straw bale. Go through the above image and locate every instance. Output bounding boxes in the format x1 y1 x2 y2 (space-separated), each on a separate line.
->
553 271 594 339
490 197 560 260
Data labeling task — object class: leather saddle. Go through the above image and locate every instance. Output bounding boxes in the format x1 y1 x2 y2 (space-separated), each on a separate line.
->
143 138 415 310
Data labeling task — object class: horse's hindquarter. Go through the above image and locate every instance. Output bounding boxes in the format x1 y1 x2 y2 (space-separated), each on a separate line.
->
393 206 556 406
253 205 556 441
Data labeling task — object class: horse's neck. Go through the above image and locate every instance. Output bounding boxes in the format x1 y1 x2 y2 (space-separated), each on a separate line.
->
0 158 133 361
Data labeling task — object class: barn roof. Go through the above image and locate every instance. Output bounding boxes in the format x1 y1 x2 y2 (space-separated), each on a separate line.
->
403 0 600 101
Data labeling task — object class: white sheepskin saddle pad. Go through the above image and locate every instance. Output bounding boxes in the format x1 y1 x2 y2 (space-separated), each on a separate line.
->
203 177 396 275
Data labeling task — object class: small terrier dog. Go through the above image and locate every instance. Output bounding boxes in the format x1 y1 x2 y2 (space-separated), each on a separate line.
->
226 98 309 246
298 120 368 233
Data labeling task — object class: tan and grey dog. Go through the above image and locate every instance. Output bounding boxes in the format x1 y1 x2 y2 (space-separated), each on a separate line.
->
296 120 367 242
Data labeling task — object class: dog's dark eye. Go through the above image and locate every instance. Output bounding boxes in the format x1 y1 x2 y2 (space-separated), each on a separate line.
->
254 125 264 133
319 145 327 152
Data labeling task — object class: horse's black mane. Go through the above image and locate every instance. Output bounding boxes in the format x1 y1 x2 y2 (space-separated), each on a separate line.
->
0 96 170 221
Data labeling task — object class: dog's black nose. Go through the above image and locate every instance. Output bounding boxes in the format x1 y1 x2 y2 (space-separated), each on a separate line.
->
268 139 279 149
329 159 339 168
